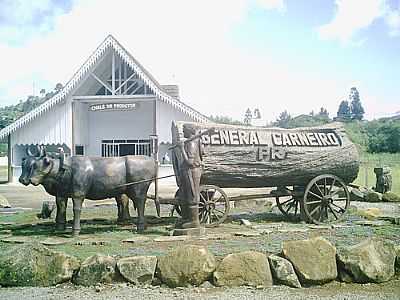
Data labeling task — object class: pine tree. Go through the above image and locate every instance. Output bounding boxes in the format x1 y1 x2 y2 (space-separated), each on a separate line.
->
275 110 292 128
349 87 365 120
318 107 329 117
337 100 351 121
55 83 63 92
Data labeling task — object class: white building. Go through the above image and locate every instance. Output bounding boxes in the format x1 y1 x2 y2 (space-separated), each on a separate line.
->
0 35 209 182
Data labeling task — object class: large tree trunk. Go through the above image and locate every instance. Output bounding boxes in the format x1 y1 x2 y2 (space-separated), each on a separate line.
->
172 122 359 188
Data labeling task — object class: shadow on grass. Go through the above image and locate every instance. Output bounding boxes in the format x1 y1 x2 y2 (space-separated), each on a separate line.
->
0 215 177 237
228 211 301 224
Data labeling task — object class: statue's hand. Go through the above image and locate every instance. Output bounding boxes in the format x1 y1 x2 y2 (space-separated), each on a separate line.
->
186 159 195 168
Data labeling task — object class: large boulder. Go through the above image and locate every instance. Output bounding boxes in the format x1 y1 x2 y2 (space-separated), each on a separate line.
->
357 207 382 220
117 256 157 285
73 254 117 286
282 237 337 285
0 243 80 287
365 191 382 202
349 187 367 202
157 245 216 287
382 192 400 203
213 251 272 287
268 254 301 288
0 194 11 208
337 238 396 283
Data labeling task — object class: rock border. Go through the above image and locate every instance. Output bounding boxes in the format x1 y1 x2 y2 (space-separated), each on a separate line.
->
0 237 398 288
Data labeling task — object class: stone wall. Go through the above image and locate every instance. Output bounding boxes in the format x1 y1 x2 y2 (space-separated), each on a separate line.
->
0 237 398 288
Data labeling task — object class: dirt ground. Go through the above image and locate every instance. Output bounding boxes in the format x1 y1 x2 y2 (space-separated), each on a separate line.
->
1 280 399 300
0 183 399 299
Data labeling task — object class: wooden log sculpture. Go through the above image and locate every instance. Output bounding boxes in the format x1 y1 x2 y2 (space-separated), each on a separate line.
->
172 121 359 188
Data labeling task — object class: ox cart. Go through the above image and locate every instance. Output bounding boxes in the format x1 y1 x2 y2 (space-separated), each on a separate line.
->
149 121 360 227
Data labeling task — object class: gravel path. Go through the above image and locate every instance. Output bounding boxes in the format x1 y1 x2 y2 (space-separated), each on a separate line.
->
1 280 399 300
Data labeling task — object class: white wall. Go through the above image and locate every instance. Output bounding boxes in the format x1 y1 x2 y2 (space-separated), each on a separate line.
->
157 100 195 143
85 100 155 156
11 100 71 147
156 100 197 164
73 102 89 148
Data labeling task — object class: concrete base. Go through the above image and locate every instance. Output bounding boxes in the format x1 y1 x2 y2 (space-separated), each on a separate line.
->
172 226 206 237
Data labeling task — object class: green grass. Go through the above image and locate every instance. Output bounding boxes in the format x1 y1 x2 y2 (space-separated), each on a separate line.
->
0 207 174 260
354 152 400 195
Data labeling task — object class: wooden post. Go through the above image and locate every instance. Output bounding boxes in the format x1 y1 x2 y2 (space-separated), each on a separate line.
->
71 101 75 155
150 134 160 217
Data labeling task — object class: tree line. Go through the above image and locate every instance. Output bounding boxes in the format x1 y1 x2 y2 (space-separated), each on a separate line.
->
0 83 63 130
210 87 399 153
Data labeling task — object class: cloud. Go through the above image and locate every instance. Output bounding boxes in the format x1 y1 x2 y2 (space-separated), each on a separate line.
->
0 0 73 45
318 0 400 43
0 0 396 121
318 0 386 44
385 9 400 36
255 0 286 13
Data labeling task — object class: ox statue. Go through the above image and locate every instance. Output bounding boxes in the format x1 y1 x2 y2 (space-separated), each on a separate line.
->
19 146 157 236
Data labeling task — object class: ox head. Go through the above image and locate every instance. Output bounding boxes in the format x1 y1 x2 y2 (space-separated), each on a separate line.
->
19 145 53 186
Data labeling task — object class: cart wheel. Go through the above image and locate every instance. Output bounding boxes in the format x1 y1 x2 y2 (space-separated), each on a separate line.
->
276 195 301 221
303 174 350 224
199 185 230 227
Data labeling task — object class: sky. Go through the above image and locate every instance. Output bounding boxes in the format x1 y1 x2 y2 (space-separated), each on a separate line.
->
0 0 399 123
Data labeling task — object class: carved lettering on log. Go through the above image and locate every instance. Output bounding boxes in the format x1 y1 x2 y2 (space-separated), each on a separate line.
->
201 129 341 147
256 147 287 161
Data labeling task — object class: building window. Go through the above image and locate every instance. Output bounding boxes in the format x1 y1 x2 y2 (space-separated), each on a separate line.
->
101 139 151 157
75 145 84 156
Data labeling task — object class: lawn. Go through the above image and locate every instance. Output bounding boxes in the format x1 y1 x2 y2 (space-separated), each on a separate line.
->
354 152 400 195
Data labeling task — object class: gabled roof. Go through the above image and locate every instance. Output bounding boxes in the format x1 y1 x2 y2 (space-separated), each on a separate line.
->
0 35 209 140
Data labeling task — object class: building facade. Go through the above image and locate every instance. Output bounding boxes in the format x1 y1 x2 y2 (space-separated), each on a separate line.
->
0 35 209 182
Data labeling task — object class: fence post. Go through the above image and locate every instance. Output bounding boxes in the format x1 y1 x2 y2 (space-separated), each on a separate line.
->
150 135 159 215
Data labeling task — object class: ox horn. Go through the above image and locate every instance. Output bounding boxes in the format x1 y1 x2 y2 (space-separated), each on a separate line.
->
26 145 35 157
26 145 42 157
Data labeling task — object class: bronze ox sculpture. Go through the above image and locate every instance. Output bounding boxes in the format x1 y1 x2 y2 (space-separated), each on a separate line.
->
19 146 157 235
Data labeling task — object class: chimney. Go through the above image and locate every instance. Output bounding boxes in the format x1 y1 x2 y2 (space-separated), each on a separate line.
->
161 85 180 100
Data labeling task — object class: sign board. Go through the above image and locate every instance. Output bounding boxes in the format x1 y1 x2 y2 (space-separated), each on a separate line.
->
89 103 138 112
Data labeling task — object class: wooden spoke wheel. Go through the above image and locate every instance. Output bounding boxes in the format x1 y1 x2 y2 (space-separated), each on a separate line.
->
303 174 350 224
199 185 230 227
275 187 301 221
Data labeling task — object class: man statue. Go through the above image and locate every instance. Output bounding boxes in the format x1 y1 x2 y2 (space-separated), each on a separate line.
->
174 124 204 229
